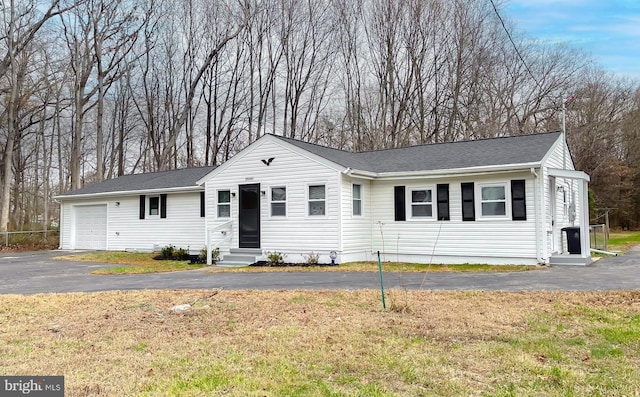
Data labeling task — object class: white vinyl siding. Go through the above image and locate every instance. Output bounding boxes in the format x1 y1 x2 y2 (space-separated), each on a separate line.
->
203 138 340 257
370 176 537 263
59 133 575 265
59 192 205 251
341 177 372 258
541 137 579 256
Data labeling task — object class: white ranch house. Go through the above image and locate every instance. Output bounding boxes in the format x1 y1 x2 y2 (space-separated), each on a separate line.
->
57 131 591 266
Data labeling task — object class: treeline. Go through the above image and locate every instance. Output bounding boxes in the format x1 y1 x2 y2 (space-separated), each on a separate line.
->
0 0 639 232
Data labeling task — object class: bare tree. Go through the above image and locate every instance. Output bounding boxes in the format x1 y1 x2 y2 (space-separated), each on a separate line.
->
60 0 146 189
0 0 60 231
0 0 75 80
156 1 250 170
278 0 335 140
243 0 283 143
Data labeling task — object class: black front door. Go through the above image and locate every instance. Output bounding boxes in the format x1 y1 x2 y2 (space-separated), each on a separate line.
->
239 183 260 248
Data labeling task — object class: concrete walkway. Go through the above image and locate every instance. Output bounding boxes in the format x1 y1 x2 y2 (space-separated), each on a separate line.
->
0 248 639 294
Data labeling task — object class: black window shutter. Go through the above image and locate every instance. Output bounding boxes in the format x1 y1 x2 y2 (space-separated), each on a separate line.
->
200 191 205 217
437 184 450 221
139 195 146 219
511 180 527 221
394 186 406 221
461 182 475 221
160 194 167 218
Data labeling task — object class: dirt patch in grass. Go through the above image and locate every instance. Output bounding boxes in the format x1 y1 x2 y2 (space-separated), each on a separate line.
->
1 290 639 396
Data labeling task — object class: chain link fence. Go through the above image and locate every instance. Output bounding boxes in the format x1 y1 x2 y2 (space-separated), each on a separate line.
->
589 224 608 251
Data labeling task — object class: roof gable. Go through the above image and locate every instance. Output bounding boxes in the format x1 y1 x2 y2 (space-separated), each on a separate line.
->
197 134 349 184
58 166 216 197
273 132 562 173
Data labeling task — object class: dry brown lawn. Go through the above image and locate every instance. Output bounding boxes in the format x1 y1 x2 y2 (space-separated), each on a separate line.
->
1 289 639 396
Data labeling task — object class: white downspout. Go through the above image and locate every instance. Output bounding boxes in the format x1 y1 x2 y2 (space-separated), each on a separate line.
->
580 178 591 260
206 228 212 265
531 168 547 264
57 200 63 249
204 185 212 265
338 172 342 254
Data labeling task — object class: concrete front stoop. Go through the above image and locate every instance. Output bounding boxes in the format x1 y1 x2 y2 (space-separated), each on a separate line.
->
215 248 262 267
549 254 592 266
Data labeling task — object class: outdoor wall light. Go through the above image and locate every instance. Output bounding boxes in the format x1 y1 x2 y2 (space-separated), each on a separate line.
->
329 250 338 266
231 192 236 198
261 190 266 196
115 202 120 206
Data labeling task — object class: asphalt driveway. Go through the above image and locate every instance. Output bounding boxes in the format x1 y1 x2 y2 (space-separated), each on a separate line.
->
1 248 639 294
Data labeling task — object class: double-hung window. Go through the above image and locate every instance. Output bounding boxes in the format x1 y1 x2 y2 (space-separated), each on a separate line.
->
352 184 362 216
410 189 433 218
480 184 507 217
149 196 160 216
139 194 166 219
308 185 326 216
217 190 231 218
271 187 286 216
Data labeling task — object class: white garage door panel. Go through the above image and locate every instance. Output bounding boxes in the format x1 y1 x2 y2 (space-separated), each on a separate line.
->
74 205 107 250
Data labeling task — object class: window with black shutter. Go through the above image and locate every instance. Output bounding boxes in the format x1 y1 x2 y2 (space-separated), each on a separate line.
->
139 195 146 219
511 180 527 221
394 186 406 221
461 182 475 221
160 194 167 218
200 192 205 217
437 184 450 221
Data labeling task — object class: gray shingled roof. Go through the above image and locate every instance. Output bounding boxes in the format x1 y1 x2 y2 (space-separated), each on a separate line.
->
58 132 561 197
59 166 216 197
274 131 562 173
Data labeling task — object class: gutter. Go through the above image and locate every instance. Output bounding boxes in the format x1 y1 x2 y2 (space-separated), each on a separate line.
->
348 162 542 180
531 167 547 265
54 185 204 200
57 199 63 250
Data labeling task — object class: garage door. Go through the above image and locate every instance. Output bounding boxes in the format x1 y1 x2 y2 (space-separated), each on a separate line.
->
74 205 107 250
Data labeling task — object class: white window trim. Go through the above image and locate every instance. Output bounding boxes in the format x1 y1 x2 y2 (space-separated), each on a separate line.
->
217 189 231 219
477 183 510 220
148 196 160 219
270 185 288 218
408 186 435 220
352 184 362 217
559 184 568 218
307 184 327 217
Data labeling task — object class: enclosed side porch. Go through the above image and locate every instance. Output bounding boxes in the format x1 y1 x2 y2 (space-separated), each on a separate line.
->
548 168 592 265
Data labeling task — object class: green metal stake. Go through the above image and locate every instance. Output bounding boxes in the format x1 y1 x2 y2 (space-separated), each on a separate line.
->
377 250 386 309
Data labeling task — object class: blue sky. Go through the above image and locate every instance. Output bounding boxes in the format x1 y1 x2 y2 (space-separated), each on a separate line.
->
504 0 640 79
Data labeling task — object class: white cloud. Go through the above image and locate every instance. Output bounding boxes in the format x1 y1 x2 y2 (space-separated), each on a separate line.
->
505 0 640 76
